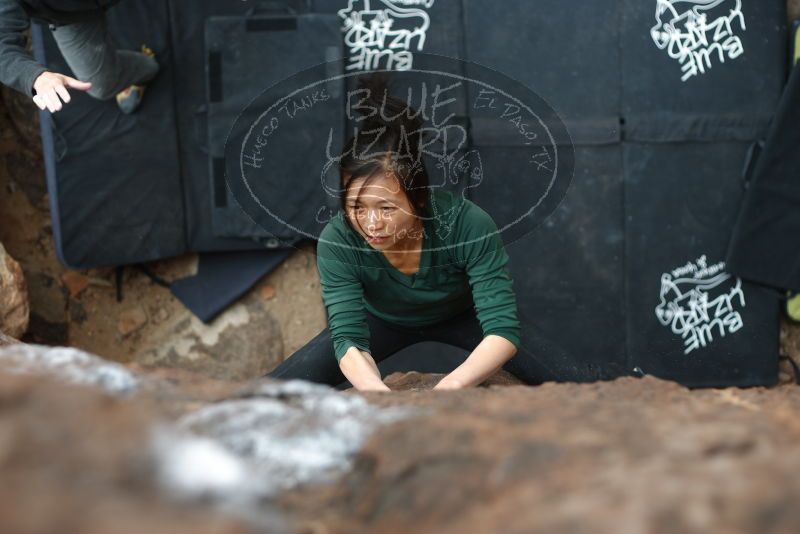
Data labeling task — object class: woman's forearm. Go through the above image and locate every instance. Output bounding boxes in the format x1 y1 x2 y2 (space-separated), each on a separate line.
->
435 335 517 389
338 346 390 391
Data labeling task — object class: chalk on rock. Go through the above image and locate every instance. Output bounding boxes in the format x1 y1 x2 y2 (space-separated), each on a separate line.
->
177 379 414 497
0 344 139 395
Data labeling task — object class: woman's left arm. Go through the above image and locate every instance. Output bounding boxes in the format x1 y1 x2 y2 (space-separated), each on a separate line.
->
433 334 517 390
434 201 522 390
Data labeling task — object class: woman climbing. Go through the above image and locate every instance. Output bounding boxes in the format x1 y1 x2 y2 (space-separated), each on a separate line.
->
267 74 546 391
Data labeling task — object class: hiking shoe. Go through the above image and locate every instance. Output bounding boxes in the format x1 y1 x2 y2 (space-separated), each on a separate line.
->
115 44 157 114
115 84 146 114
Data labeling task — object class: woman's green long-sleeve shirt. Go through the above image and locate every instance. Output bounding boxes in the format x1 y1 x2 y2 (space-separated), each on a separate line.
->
316 188 521 362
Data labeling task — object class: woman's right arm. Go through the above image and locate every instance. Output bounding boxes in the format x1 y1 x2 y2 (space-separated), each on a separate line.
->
339 347 390 391
317 225 391 392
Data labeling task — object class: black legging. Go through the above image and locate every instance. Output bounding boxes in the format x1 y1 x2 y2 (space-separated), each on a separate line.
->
266 306 552 388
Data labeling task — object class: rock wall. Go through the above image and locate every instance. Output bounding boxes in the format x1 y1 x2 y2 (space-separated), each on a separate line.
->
1 343 800 533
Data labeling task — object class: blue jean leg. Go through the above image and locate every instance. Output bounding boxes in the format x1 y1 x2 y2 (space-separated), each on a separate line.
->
50 15 158 100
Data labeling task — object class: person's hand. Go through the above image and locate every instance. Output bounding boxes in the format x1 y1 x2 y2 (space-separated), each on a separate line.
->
433 376 464 390
32 72 92 113
358 381 391 392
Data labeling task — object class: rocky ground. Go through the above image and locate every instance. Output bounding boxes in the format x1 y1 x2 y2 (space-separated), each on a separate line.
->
1 342 800 534
282 378 800 534
0 85 327 380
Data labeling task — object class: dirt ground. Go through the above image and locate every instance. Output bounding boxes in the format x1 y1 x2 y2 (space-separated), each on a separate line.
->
0 85 326 377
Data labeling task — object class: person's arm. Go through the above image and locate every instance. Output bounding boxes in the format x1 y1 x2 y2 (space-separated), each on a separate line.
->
316 226 391 392
434 335 516 389
434 202 521 390
339 346 390 391
0 0 45 94
0 0 91 111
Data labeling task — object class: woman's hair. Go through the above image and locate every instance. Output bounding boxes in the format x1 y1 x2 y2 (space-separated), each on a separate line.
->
338 73 430 234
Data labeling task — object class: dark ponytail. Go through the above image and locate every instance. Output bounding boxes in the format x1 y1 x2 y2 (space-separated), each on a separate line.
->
338 73 431 234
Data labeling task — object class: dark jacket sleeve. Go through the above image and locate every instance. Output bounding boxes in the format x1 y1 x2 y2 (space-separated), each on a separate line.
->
0 0 47 96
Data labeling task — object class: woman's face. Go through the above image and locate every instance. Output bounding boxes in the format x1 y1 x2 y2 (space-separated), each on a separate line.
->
344 173 423 251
